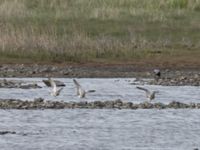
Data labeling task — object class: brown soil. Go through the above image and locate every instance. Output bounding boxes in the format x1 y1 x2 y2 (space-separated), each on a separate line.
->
0 57 200 78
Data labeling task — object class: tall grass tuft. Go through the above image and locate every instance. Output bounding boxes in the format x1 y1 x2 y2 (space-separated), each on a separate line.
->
168 0 188 9
0 0 199 63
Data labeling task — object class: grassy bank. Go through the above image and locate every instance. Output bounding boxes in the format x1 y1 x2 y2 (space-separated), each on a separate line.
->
0 0 200 64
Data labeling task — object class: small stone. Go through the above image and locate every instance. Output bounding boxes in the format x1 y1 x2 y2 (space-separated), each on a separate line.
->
34 98 44 103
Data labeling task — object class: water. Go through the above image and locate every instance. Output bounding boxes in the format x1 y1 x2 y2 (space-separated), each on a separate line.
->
0 78 200 149
0 109 200 150
0 78 200 103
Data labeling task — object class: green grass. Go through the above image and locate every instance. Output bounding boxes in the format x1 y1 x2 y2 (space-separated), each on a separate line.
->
0 0 200 63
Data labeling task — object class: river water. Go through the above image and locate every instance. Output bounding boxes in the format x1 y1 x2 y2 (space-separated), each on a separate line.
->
0 78 200 103
0 78 200 149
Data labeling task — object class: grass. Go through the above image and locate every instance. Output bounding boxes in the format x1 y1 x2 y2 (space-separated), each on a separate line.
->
0 0 200 64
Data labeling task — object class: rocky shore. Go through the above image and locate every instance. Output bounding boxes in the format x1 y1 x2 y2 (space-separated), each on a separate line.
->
1 64 200 86
148 72 200 86
0 98 200 109
0 79 41 89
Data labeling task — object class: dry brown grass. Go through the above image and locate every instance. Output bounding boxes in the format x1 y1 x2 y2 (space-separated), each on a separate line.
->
0 0 199 63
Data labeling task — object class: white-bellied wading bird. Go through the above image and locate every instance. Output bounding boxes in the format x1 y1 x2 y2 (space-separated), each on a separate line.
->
136 86 159 101
73 79 95 98
153 69 161 80
49 78 63 96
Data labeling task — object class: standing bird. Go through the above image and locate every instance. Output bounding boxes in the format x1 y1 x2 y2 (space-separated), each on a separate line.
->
73 79 95 98
153 69 161 80
136 86 159 102
49 78 63 96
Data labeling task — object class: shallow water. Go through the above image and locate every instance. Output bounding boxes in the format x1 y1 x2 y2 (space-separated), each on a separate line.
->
0 78 200 103
0 78 200 149
0 109 200 150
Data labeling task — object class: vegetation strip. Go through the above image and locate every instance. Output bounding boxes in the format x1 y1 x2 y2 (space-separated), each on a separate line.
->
0 0 199 63
0 99 199 109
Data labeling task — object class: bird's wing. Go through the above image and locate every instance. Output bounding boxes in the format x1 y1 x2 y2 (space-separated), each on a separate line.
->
57 87 63 94
136 86 150 93
73 79 82 95
73 79 81 88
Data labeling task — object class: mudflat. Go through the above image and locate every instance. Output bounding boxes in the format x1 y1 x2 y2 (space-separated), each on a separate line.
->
0 62 200 86
0 62 199 78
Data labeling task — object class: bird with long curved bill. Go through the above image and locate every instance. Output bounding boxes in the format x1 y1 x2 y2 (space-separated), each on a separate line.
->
136 86 159 102
73 79 95 98
49 78 63 97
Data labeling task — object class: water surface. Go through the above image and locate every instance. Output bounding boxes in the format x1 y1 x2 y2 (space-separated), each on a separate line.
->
0 78 200 104
0 78 200 150
0 109 199 150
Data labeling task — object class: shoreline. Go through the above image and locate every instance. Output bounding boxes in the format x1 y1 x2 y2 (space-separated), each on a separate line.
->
1 63 200 78
0 63 200 86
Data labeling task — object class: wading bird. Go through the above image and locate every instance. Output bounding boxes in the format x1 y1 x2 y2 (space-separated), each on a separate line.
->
153 69 161 80
73 79 95 98
49 78 63 96
136 86 159 102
